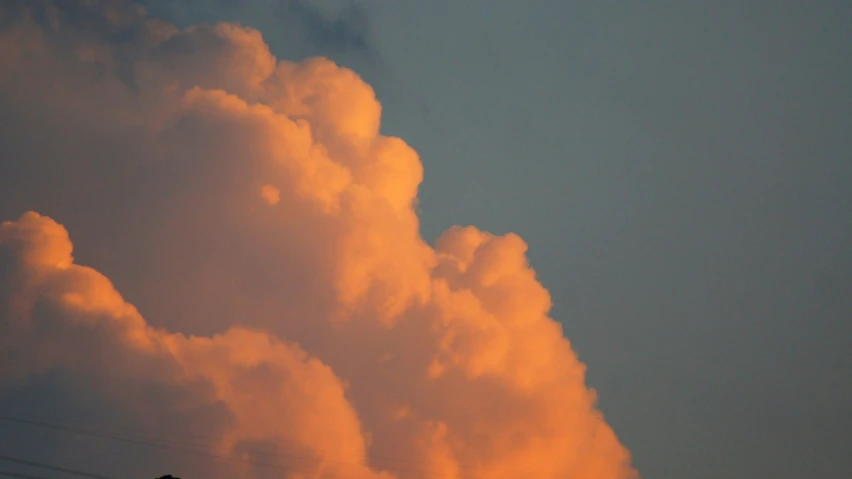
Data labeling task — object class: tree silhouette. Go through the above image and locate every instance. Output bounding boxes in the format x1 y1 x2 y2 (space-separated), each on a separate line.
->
155 476 181 479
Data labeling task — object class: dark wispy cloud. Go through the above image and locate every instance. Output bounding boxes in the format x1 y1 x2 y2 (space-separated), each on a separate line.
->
141 0 380 65
274 0 373 57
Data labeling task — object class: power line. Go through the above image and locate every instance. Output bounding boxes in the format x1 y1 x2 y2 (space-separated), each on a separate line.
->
2 412 402 469
0 471 51 479
0 413 573 479
0 414 395 479
2 413 579 478
0 454 115 479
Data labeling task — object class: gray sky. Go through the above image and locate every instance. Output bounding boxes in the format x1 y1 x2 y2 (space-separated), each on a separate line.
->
2 1 851 478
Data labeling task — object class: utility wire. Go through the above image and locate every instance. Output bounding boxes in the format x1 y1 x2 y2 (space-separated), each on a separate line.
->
0 471 51 479
0 454 115 479
0 414 402 479
2 413 385 468
1 413 575 478
0 413 572 479
4 412 420 469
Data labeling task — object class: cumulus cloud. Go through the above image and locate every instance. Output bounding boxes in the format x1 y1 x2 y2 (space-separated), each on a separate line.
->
0 212 386 479
0 2 638 479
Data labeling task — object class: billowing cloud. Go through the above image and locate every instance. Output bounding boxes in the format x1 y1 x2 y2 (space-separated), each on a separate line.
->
0 2 638 479
0 212 387 479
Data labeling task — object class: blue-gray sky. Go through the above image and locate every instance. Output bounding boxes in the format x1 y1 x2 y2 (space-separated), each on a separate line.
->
1 1 851 478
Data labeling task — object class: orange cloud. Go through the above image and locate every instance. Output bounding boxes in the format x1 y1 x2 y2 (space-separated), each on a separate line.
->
260 184 281 205
0 212 388 479
0 2 638 479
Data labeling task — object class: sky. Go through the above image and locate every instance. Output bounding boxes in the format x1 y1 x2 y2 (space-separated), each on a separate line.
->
0 1 851 479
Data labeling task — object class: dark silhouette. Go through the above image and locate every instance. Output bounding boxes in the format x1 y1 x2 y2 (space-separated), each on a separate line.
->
156 476 181 479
